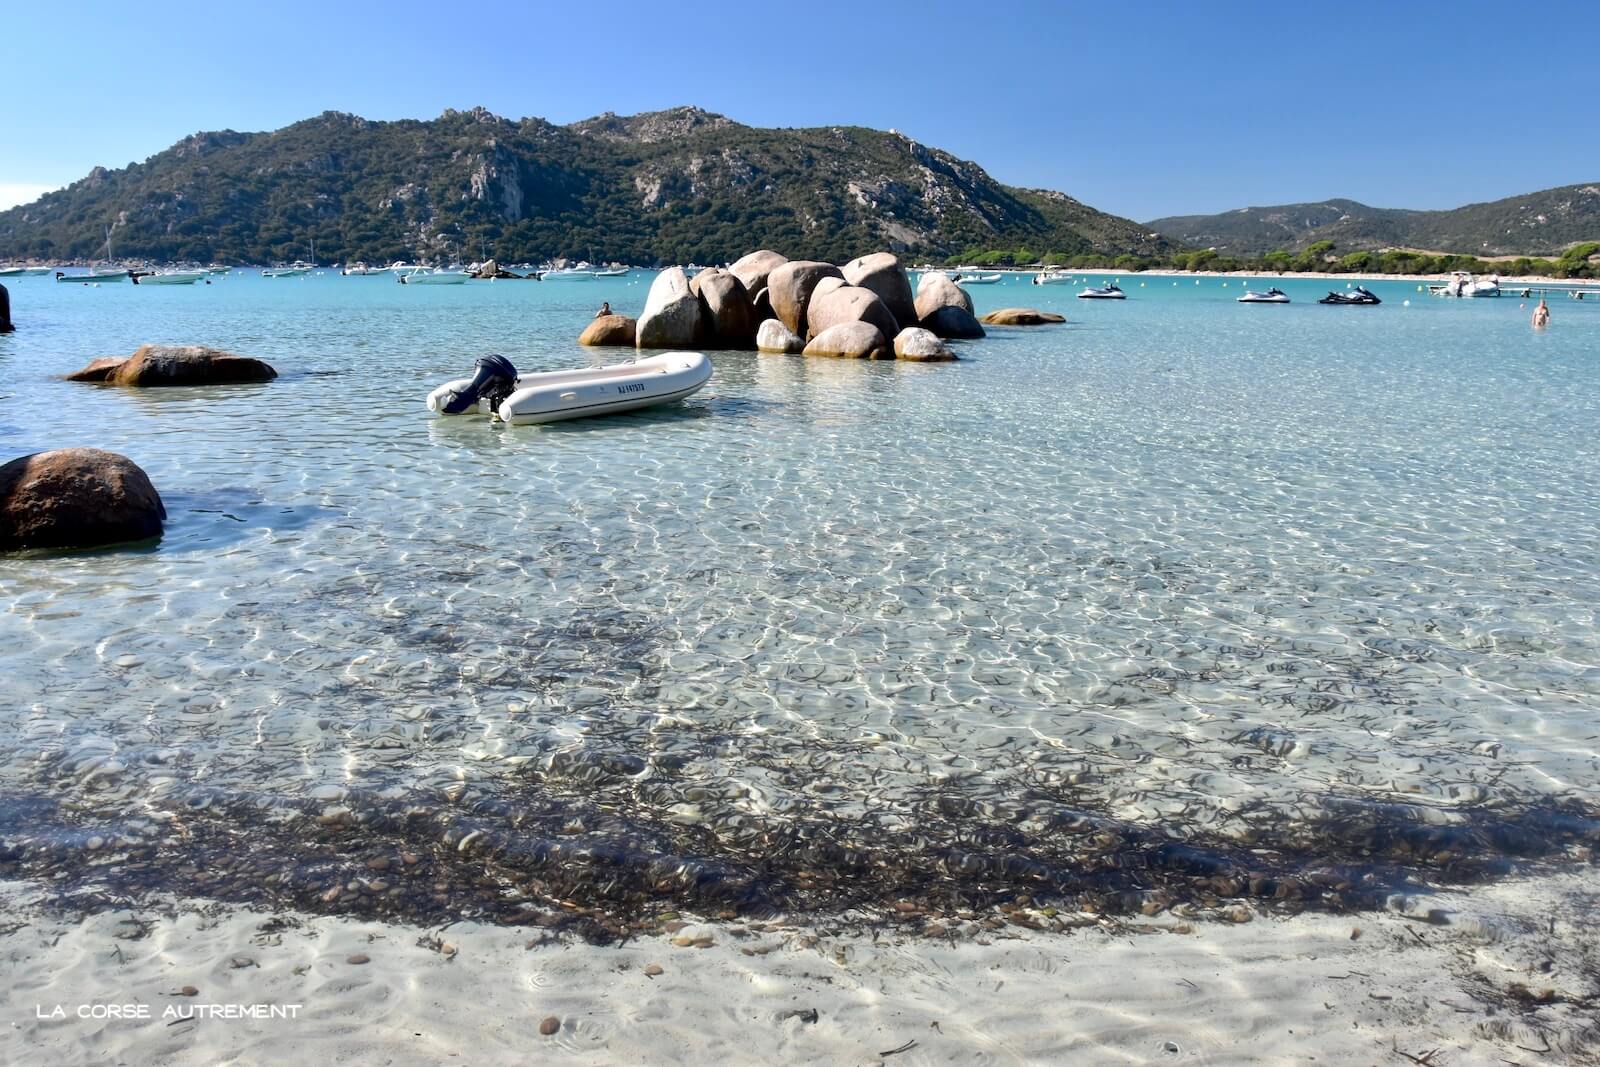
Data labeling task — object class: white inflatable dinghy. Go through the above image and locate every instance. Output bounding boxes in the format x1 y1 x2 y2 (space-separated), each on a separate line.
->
428 352 712 425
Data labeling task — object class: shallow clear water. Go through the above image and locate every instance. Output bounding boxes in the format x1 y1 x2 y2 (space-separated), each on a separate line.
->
2 270 1597 930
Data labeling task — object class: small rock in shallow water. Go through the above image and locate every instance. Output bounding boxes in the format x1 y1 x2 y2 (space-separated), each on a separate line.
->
643 964 664 977
179 986 199 997
540 1016 560 1036
346 953 370 965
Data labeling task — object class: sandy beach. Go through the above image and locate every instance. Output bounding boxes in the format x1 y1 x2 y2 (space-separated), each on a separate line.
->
4 868 1596 1065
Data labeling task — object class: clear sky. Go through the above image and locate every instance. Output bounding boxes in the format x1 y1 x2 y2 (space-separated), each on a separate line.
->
3 1 1594 220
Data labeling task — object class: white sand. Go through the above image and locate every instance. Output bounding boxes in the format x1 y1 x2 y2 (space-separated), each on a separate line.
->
2 873 1595 1065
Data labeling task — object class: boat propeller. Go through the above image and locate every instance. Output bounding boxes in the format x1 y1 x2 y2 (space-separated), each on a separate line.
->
437 354 519 415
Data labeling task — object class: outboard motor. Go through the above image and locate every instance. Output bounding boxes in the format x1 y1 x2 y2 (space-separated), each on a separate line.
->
436 354 519 415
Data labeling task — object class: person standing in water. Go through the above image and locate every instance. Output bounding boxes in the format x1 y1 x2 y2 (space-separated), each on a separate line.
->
1532 299 1550 329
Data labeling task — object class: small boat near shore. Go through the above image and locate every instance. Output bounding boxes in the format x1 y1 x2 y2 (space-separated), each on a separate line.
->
593 267 629 277
136 270 207 285
1078 282 1126 299
953 272 1002 285
398 268 470 285
1238 287 1291 304
1429 271 1500 298
428 352 712 425
1032 269 1074 285
55 269 128 283
263 261 313 278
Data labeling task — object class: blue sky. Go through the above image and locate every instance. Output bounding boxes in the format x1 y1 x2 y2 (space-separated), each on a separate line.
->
4 1 1594 220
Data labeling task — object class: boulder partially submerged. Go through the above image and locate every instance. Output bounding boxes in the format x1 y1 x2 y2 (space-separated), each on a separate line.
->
67 345 277 386
0 448 166 551
803 322 890 360
690 268 756 348
756 318 804 354
579 314 637 346
893 327 956 362
636 266 704 349
922 305 986 340
914 271 975 320
981 308 1066 326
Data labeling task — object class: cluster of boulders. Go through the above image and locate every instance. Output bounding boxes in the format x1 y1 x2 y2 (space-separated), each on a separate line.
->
582 250 999 362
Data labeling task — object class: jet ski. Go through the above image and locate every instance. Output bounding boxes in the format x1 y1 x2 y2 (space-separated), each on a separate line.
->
1077 282 1126 299
1237 287 1290 304
1319 286 1381 305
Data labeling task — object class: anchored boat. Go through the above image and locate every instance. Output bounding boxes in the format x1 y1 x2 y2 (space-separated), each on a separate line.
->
428 352 713 425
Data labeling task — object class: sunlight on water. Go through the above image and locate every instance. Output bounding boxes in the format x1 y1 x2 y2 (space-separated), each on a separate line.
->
1 271 1597 932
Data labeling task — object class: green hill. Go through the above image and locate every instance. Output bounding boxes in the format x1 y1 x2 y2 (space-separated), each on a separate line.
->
0 107 1172 266
1147 184 1600 257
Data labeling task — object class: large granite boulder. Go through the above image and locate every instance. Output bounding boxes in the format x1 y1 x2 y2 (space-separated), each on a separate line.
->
578 314 637 346
893 327 957 362
914 272 975 320
981 308 1066 326
756 319 804 353
67 345 277 386
0 448 166 551
689 268 756 348
806 285 900 343
636 267 704 349
766 261 844 337
803 322 890 360
842 253 916 331
728 250 788 296
922 305 986 340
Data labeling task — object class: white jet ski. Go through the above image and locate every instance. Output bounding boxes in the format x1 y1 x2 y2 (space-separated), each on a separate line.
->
1237 287 1291 304
428 352 712 425
1078 282 1126 299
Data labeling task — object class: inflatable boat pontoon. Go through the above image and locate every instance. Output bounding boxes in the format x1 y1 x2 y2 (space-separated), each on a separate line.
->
428 352 712 425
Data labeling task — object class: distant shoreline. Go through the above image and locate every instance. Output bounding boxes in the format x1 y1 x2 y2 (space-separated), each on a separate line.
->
929 266 1600 287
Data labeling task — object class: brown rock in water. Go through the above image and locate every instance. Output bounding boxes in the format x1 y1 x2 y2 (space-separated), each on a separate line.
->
892 327 956 362
0 448 166 551
841 253 916 331
539 1016 561 1036
578 314 637 346
913 272 975 320
690 268 756 348
921 305 986 340
980 308 1066 326
806 285 900 343
766 261 844 337
803 322 890 360
728 249 788 295
68 345 277 386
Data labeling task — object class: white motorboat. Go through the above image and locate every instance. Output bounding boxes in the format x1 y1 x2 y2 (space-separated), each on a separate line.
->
1237 287 1291 304
542 267 596 279
1428 271 1500 298
136 270 206 285
398 268 470 285
1078 282 1126 299
593 267 629 277
428 352 713 425
341 263 387 276
0 267 25 277
22 267 52 276
56 269 127 283
263 261 313 278
206 265 231 275
1032 269 1074 285
953 272 1002 285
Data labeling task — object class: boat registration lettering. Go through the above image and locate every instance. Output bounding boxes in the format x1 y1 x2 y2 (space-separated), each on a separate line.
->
616 383 647 394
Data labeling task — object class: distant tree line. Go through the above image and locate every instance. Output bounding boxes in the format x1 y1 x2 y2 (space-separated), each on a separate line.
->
949 240 1600 278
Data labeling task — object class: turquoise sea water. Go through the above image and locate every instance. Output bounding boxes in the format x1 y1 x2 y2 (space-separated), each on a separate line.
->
1 269 1597 927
